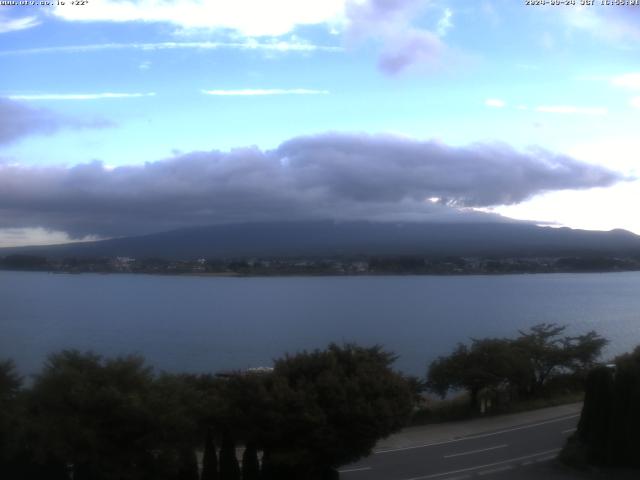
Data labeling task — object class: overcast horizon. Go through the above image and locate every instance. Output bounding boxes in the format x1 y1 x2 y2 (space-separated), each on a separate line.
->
1 1 639 247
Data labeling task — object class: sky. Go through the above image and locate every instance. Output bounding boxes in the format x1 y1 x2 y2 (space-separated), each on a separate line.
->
0 0 639 246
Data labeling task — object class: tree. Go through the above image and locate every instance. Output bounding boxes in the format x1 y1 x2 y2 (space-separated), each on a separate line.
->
0 360 23 474
0 359 21 400
514 323 569 394
427 339 527 407
201 429 219 480
576 366 614 464
564 331 608 374
255 344 414 478
176 447 199 480
241 442 260 480
608 346 640 467
515 324 607 395
566 345 640 468
427 325 607 406
219 430 240 480
28 350 157 479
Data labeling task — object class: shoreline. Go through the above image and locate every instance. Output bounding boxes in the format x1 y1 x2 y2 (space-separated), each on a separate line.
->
2 267 640 278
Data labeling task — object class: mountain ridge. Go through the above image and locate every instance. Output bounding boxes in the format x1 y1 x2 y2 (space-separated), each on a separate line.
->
2 220 640 260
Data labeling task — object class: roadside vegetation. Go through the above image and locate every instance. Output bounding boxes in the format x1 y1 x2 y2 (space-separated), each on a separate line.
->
0 324 614 479
560 345 640 470
415 324 606 423
0 344 413 480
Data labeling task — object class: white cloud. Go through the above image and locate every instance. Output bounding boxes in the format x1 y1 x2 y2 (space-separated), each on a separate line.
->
493 182 640 235
567 137 640 175
8 92 156 101
485 98 506 108
0 15 40 34
52 0 347 37
540 32 555 50
0 227 101 248
631 97 640 109
201 89 330 96
515 63 539 71
611 73 640 90
497 135 640 234
563 6 640 43
138 60 152 71
0 40 342 56
535 105 607 115
436 8 453 37
345 0 452 75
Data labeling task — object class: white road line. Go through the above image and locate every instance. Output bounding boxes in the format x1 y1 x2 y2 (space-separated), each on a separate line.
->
338 466 372 473
535 455 558 463
562 428 576 434
375 414 579 454
444 444 508 458
400 448 561 480
478 465 513 476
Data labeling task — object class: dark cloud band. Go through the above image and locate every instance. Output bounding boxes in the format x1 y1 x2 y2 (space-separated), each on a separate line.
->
0 98 112 145
0 133 626 238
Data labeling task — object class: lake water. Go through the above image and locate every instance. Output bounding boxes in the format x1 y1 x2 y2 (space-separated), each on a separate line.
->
2 270 640 377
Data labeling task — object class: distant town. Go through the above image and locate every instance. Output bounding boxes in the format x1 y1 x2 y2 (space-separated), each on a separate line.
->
2 253 640 276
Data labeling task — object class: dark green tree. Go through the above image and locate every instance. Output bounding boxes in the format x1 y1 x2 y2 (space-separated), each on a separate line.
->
28 350 157 479
564 345 640 468
201 429 219 480
241 442 260 480
564 331 609 374
576 366 614 464
176 447 199 480
219 430 240 480
260 450 274 480
427 339 527 407
429 325 608 406
257 344 414 478
0 360 24 475
514 323 570 394
608 346 640 467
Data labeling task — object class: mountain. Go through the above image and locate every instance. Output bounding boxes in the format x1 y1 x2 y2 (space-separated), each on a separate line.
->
3 221 640 260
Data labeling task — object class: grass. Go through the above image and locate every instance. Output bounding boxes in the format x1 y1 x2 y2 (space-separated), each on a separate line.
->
410 390 584 426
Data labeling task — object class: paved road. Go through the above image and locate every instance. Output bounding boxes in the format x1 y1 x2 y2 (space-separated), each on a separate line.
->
339 404 583 480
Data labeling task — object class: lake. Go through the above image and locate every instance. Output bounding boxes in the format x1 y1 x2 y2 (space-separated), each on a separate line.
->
1 270 639 377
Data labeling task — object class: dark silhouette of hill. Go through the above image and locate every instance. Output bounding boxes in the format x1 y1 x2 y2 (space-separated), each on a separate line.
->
2 221 640 260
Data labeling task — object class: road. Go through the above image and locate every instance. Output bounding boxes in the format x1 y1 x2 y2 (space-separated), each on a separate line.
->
339 404 583 480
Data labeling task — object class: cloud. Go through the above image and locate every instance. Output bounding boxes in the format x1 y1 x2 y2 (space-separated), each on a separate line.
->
564 6 640 43
0 228 100 248
8 92 156 101
51 0 347 37
0 133 626 239
345 0 452 74
611 72 640 90
436 8 453 37
0 14 40 33
377 29 445 74
485 99 506 108
0 98 112 145
201 89 329 96
535 105 607 115
0 40 342 57
631 97 640 109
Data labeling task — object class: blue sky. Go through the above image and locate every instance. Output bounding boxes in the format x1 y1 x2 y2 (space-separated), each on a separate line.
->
0 1 639 246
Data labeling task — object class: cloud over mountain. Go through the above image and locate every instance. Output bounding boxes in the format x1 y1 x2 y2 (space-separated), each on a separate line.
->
0 133 626 239
345 0 450 74
0 98 111 145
